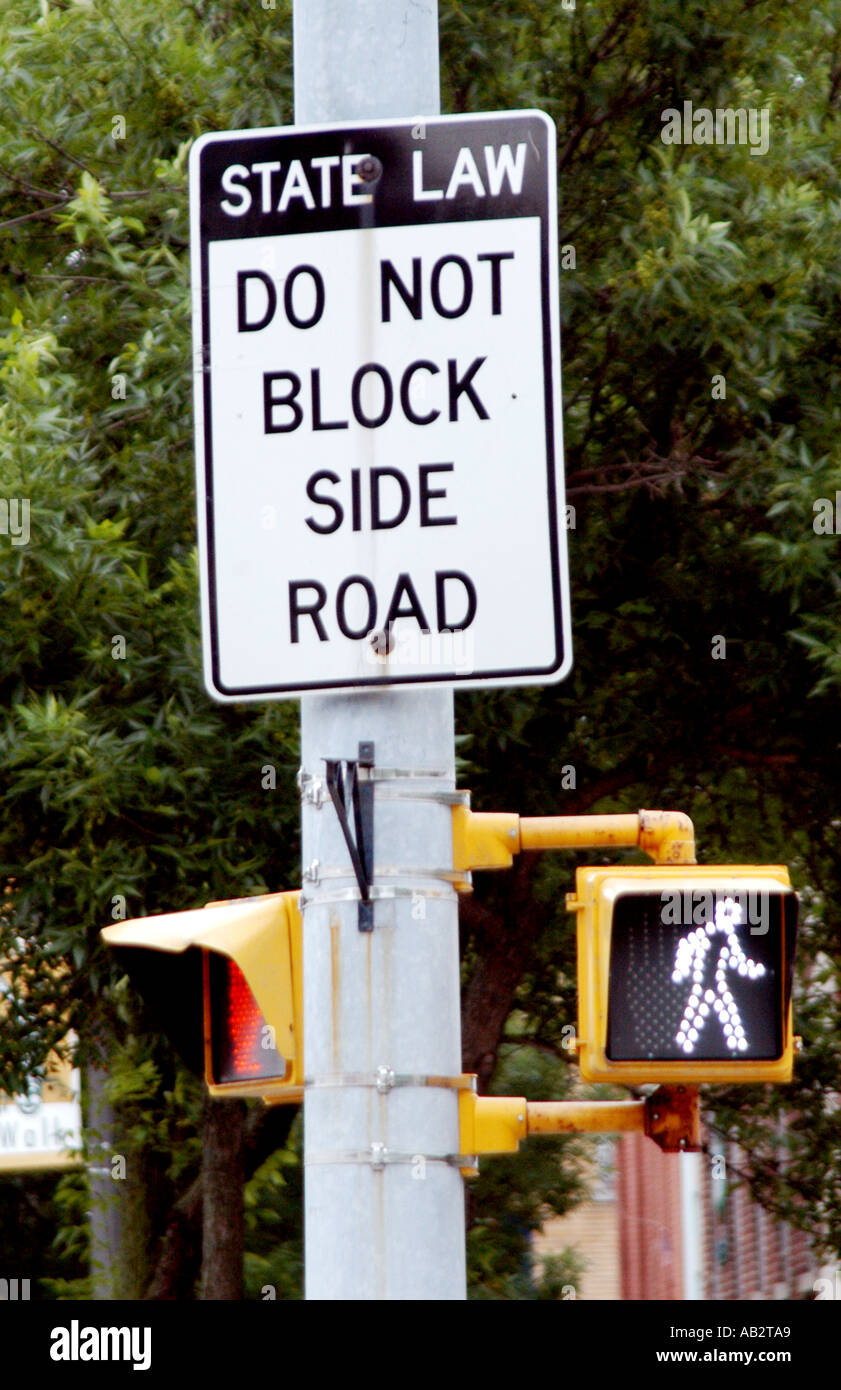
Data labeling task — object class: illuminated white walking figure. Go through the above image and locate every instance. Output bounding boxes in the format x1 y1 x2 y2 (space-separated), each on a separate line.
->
672 897 765 1054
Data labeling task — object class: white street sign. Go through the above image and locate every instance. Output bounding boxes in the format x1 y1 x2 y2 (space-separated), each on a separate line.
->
190 111 571 699
0 1066 82 1173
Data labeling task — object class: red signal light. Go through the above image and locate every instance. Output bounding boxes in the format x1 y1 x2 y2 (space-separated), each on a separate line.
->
205 954 288 1085
103 891 303 1100
224 959 265 1078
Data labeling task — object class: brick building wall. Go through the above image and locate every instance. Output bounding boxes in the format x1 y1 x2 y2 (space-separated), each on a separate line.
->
702 1139 817 1300
617 1131 683 1300
535 1125 822 1301
616 1126 821 1300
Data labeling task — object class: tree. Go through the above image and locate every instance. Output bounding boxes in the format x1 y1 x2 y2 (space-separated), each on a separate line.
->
447 0 841 1262
0 0 302 1295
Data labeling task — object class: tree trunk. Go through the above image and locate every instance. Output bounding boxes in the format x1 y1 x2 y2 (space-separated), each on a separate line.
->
146 1099 298 1299
461 855 546 1090
200 1095 247 1300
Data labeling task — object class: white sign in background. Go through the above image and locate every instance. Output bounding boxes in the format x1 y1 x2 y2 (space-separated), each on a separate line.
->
0 1069 82 1170
205 215 556 692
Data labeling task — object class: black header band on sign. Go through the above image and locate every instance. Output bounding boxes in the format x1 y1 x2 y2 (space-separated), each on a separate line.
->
198 114 552 241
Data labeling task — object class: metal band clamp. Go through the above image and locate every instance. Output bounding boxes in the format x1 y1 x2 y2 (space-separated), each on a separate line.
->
306 1144 473 1171
305 1069 476 1093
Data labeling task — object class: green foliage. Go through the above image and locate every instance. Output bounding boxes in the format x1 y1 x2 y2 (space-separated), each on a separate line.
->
0 0 301 1294
0 1 302 1100
243 1120 303 1301
0 1168 88 1298
467 1046 590 1299
41 1170 92 1301
450 0 841 1264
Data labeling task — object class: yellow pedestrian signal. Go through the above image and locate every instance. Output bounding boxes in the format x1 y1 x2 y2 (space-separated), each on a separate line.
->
569 865 797 1084
102 892 303 1101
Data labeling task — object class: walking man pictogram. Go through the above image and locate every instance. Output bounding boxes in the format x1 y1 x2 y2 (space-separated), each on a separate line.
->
672 897 766 1054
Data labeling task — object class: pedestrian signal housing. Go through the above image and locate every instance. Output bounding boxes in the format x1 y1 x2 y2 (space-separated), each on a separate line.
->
102 892 302 1100
568 866 797 1084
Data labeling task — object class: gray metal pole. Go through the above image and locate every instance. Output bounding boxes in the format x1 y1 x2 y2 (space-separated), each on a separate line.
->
294 1 466 1300
293 0 439 124
86 1062 122 1299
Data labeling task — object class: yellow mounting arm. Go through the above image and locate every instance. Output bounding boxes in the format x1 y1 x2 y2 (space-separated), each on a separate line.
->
457 1084 701 1174
452 806 696 883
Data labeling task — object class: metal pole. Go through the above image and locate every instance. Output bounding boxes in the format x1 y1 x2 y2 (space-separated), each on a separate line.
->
294 2 466 1300
293 0 439 124
86 1061 122 1299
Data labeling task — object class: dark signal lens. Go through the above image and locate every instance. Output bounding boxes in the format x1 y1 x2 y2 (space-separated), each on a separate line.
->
606 889 796 1063
209 956 287 1083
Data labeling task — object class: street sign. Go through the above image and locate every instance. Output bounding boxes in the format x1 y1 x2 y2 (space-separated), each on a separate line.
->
189 111 570 699
0 1058 82 1173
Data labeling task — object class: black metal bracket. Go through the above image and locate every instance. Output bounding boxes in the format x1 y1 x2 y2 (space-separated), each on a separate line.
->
324 741 375 932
